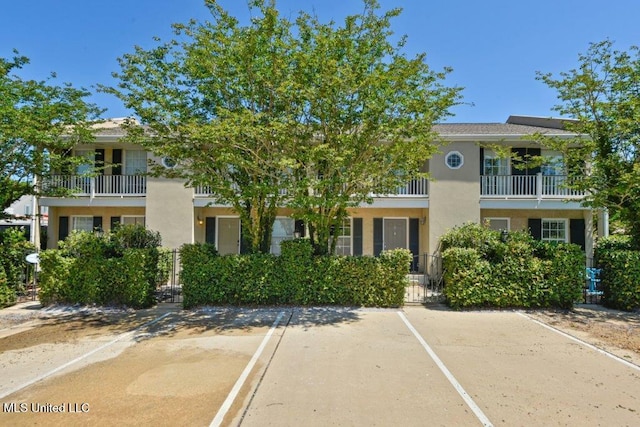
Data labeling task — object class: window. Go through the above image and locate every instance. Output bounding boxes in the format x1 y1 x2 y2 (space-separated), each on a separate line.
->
74 150 94 175
541 150 565 176
271 218 295 255
161 156 176 169
483 149 509 176
485 218 510 232
335 218 352 256
72 216 94 232
125 150 147 175
542 219 568 243
121 216 145 226
445 151 464 169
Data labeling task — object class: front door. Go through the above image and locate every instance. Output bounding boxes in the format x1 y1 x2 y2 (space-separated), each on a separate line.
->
383 218 407 251
218 218 240 255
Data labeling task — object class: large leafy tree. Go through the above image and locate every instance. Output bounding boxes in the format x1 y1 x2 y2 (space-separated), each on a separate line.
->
288 1 461 254
0 52 102 220
108 1 301 253
537 40 640 246
107 0 461 254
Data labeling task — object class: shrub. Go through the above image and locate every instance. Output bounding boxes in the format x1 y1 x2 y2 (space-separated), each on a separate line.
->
441 223 584 310
0 265 17 308
39 225 161 308
595 239 640 311
179 243 408 309
0 228 36 295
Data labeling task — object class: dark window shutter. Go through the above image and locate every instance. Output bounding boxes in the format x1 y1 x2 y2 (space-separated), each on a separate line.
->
528 218 542 240
205 217 216 245
527 148 541 175
95 149 105 174
93 216 103 232
373 218 383 256
409 218 420 271
294 220 305 238
112 149 122 175
479 147 485 175
58 216 69 242
240 222 248 254
570 218 586 250
512 148 527 176
352 218 363 256
110 216 121 230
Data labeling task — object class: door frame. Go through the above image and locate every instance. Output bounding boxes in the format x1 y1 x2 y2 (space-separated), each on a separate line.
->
216 216 241 254
382 217 409 251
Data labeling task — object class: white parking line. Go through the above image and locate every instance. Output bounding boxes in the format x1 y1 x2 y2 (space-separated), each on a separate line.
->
518 312 640 372
210 311 286 427
0 312 172 400
398 312 494 427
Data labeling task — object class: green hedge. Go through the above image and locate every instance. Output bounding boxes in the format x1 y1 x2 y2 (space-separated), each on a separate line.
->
38 225 161 309
180 239 411 309
442 223 584 310
0 265 17 308
595 236 640 311
0 228 36 304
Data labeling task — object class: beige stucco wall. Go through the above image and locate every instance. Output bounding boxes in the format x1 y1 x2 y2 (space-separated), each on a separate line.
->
47 206 145 248
481 208 594 257
145 177 194 249
428 142 481 253
347 207 428 256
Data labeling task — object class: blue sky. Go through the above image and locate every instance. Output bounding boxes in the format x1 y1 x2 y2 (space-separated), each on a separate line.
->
1 0 638 123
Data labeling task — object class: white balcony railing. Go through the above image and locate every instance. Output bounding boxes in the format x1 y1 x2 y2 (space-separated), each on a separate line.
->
481 174 584 198
46 175 146 196
194 178 429 198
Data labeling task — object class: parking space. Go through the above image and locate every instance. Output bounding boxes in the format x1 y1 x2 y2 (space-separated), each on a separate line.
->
1 305 639 426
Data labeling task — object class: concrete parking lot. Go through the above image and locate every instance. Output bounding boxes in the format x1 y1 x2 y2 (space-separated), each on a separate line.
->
1 304 639 426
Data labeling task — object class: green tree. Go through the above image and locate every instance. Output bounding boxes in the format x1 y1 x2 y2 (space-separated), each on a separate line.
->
0 52 103 246
107 1 300 253
107 0 460 254
537 40 640 246
287 1 461 254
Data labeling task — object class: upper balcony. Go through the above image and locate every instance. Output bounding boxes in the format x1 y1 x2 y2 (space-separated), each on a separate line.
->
194 178 429 198
480 174 584 198
44 175 147 197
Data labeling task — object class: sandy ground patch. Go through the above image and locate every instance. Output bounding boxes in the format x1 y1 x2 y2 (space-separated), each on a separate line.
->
525 304 640 366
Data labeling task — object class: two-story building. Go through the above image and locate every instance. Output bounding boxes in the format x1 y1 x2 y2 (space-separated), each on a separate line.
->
40 115 602 270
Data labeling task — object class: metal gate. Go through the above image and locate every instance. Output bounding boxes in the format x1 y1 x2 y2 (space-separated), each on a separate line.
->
156 249 182 303
405 253 443 304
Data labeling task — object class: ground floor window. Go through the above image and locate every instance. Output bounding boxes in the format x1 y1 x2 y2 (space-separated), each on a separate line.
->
72 216 94 232
485 217 510 232
271 217 295 255
121 216 145 226
335 218 352 255
542 219 568 243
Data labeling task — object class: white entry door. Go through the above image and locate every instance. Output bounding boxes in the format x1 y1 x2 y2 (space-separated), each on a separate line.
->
218 218 240 255
383 218 407 251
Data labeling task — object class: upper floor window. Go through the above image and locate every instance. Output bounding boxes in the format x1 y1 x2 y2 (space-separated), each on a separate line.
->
445 151 464 170
74 150 94 175
125 150 147 175
483 149 509 176
541 150 565 176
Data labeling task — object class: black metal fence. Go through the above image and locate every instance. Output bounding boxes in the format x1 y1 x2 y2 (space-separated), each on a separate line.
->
155 249 182 303
405 253 443 304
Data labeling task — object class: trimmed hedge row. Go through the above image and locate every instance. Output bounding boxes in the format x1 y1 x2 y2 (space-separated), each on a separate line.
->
442 223 584 310
0 228 36 306
595 236 640 311
39 225 162 309
180 239 412 308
